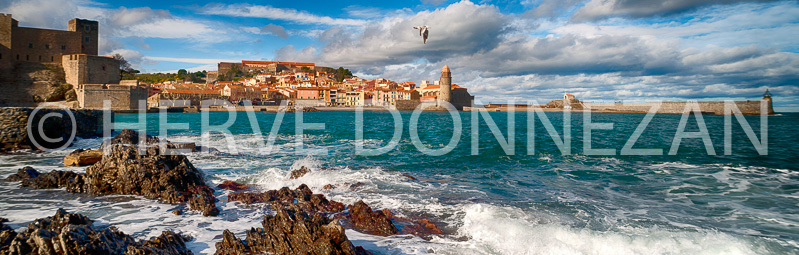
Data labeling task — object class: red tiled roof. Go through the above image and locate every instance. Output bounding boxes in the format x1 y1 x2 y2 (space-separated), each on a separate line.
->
163 89 219 95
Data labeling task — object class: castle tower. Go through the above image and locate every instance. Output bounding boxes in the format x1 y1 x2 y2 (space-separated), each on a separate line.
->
439 65 451 104
0 14 17 69
68 18 98 55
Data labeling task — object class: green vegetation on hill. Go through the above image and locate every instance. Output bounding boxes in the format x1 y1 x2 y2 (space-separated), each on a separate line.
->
131 70 207 84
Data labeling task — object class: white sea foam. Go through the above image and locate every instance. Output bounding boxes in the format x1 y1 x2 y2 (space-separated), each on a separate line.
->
456 204 768 255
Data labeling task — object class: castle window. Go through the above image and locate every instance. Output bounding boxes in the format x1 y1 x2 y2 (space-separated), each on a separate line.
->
85 25 90 31
61 45 66 50
38 56 41 61
51 56 54 61
85 37 89 42
29 43 33 48
16 55 19 60
26 55 29 61
45 44 50 49
102 66 106 71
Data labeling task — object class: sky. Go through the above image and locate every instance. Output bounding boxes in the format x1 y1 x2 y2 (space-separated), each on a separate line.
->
1 0 798 111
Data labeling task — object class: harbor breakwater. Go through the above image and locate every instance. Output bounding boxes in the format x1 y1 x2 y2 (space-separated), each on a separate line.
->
582 100 774 115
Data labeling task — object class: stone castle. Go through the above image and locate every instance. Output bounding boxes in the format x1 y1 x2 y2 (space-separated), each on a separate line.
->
0 13 146 110
0 14 97 69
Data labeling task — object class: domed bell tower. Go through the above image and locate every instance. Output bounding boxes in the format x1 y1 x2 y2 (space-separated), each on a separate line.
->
439 65 451 104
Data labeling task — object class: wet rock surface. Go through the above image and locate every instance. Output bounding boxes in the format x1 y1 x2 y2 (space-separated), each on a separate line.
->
217 180 249 191
228 183 442 239
0 218 15 251
402 174 416 181
214 207 370 255
289 166 311 179
228 184 345 215
4 129 220 216
63 149 102 166
348 200 398 236
0 209 192 255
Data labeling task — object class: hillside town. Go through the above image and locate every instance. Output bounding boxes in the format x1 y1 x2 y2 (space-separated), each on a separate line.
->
147 60 474 111
0 13 474 111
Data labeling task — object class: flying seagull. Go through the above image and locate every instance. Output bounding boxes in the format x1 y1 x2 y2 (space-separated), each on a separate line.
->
413 26 430 44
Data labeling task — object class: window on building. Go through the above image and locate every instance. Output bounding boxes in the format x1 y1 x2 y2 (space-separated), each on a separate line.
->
102 66 105 71
45 44 50 49
0 53 2 59
28 43 33 48
16 55 19 60
85 25 89 31
26 55 29 61
61 45 66 50
85 37 89 42
51 56 54 61
38 56 41 61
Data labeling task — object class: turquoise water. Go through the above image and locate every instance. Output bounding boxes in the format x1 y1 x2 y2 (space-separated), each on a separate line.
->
1 111 797 254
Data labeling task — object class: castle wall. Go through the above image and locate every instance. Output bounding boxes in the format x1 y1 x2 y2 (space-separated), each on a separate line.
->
62 54 120 86
395 100 421 111
77 84 147 110
582 100 772 115
11 27 81 63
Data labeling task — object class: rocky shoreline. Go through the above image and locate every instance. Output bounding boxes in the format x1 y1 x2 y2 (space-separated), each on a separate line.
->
1 129 445 254
0 209 192 254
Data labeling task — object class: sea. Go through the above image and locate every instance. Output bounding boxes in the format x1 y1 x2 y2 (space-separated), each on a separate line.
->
1 110 797 255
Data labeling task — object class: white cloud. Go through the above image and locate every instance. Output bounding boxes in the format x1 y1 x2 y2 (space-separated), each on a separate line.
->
110 7 169 26
119 19 214 39
201 3 366 26
276 1 510 69
144 56 239 64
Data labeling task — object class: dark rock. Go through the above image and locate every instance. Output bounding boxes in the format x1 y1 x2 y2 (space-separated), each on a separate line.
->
322 184 336 190
214 230 246 255
0 209 192 255
4 166 80 189
396 218 444 237
214 207 369 255
172 210 183 216
348 200 398 236
4 129 220 217
217 180 249 191
348 182 365 191
0 218 16 251
228 184 345 215
100 129 161 148
126 231 193 255
4 166 39 181
402 174 416 181
289 166 310 179
79 130 219 216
